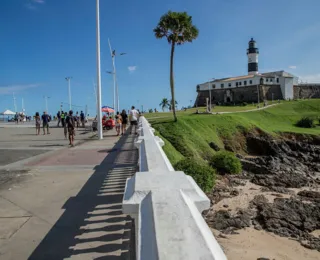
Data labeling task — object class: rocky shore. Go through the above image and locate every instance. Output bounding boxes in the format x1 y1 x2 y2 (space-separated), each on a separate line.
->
205 132 320 259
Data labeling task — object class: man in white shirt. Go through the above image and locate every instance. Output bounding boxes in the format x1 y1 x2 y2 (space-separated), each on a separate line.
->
129 106 139 135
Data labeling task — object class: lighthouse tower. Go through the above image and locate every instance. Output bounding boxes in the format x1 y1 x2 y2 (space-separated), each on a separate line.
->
247 38 259 75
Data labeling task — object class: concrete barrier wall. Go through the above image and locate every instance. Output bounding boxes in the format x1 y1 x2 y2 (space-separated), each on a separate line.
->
122 116 227 260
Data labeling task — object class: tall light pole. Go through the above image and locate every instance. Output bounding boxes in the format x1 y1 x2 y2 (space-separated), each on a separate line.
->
22 98 25 113
65 77 72 110
13 92 17 112
108 39 126 112
44 96 50 114
96 0 103 140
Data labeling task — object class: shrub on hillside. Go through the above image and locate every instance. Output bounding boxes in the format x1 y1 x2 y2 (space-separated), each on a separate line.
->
174 159 216 192
296 117 315 128
210 151 242 174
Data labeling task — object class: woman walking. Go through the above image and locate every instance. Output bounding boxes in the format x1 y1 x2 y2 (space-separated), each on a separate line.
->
115 112 122 136
35 112 41 135
120 109 128 135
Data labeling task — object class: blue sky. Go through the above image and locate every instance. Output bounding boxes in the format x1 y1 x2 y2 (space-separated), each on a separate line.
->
1 0 320 116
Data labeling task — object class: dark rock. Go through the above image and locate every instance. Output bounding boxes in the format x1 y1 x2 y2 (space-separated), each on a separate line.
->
240 159 272 175
223 204 229 208
250 195 268 208
298 190 320 202
209 209 252 231
230 189 239 196
252 171 309 188
257 258 270 260
254 198 320 250
209 141 220 151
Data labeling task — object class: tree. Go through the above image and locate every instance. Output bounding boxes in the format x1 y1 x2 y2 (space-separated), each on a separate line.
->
159 98 170 112
154 11 199 122
168 100 178 111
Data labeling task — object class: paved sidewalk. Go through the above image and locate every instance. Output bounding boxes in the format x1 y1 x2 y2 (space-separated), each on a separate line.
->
0 130 137 260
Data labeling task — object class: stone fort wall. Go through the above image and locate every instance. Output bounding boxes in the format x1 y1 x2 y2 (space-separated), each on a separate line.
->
195 84 320 106
293 85 320 99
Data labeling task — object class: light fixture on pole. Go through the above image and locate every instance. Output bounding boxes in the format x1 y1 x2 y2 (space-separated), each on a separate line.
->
107 39 126 112
65 77 72 110
96 0 103 140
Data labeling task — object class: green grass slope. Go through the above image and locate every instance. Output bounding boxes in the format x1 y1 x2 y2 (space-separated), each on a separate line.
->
149 100 320 164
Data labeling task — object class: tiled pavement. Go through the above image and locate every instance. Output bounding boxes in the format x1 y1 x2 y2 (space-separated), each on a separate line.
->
0 131 137 260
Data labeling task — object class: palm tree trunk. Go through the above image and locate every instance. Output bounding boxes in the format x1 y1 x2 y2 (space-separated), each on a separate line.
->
170 41 177 122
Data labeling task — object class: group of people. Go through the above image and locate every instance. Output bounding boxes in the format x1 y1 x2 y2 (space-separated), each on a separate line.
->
33 106 140 147
114 106 140 136
56 110 85 128
14 112 32 123
34 110 77 146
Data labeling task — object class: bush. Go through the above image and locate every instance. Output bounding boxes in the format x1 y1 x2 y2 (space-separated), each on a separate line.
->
148 109 153 113
174 159 216 192
296 117 315 128
242 102 248 106
210 151 242 174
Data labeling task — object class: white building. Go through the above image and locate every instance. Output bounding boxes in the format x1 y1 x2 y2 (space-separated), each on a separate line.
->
197 38 299 101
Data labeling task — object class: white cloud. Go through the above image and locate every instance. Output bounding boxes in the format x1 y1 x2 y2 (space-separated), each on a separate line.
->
128 66 137 73
288 65 297 69
25 0 45 10
298 74 320 83
25 3 37 9
0 84 42 95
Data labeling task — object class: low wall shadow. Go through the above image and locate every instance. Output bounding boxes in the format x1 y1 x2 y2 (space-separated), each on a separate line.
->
28 134 138 260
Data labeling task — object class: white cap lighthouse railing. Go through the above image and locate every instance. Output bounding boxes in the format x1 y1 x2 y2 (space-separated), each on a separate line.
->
122 116 227 260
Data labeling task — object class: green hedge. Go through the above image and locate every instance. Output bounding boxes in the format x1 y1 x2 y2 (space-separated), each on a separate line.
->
296 117 315 128
210 151 242 174
174 159 216 192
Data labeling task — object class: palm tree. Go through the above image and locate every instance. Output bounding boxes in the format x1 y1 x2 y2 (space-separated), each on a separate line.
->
159 98 170 112
168 100 178 111
154 11 199 122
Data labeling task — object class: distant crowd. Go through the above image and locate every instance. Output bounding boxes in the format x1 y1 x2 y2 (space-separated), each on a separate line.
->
30 106 141 147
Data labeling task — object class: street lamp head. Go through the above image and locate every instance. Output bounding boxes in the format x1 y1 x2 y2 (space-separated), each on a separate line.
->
120 53 127 55
106 71 114 74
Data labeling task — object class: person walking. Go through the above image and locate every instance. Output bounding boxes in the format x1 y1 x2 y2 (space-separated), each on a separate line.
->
61 111 65 127
63 111 68 139
129 106 139 135
115 112 122 136
41 111 50 135
80 110 85 128
66 110 76 146
57 111 61 127
35 112 41 135
75 111 80 128
120 109 128 135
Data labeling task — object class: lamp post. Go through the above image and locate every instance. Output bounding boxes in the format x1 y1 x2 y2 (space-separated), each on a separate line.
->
258 78 263 108
208 78 215 112
13 92 17 112
44 96 50 114
108 39 126 112
65 77 72 110
96 0 103 140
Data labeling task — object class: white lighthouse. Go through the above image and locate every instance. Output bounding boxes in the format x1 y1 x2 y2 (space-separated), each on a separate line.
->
247 38 259 75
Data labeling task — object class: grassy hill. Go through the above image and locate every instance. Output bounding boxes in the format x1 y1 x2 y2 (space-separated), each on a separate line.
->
148 100 320 165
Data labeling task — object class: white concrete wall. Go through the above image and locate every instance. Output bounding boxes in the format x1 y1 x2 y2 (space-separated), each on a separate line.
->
122 116 227 260
284 77 294 99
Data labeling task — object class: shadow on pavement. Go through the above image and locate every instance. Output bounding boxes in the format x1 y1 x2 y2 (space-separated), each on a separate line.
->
28 134 137 260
